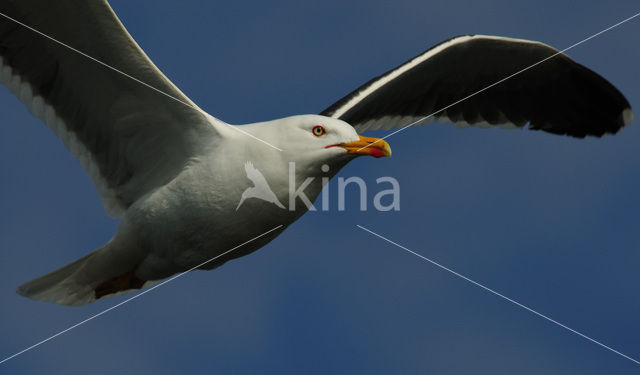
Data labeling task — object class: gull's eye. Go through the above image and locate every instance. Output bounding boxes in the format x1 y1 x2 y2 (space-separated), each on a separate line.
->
312 125 326 137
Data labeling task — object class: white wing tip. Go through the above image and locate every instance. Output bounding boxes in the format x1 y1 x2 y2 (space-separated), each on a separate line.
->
622 108 634 126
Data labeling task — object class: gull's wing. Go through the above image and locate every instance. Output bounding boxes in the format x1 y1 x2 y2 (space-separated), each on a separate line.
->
321 35 633 138
0 0 218 216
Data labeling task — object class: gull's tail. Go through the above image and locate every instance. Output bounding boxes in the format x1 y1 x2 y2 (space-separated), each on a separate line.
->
17 242 148 306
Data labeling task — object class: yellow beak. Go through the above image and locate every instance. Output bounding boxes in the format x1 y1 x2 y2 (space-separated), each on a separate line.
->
332 135 392 158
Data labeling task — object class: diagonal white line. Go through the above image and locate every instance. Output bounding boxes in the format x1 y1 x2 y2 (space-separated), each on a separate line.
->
356 224 640 366
357 10 640 152
0 11 282 152
0 224 284 365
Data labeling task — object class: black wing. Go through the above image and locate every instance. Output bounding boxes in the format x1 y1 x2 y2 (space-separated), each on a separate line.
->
321 35 632 138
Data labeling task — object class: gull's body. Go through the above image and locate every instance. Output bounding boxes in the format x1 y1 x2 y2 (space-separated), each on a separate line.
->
13 114 357 304
114 116 353 281
0 0 631 305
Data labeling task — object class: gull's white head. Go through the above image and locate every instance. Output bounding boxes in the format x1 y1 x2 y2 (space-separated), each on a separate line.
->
251 114 391 169
228 115 392 213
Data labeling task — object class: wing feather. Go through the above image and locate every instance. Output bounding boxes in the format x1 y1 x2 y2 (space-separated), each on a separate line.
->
0 0 218 216
321 35 632 138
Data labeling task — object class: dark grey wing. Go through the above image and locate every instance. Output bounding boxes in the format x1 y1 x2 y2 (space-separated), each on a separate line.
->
321 35 632 138
0 0 218 216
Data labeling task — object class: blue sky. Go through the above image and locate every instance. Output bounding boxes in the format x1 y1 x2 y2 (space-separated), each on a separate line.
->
1 0 639 374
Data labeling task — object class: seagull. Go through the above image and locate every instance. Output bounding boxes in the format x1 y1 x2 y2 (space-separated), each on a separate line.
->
0 1 632 305
236 161 285 211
